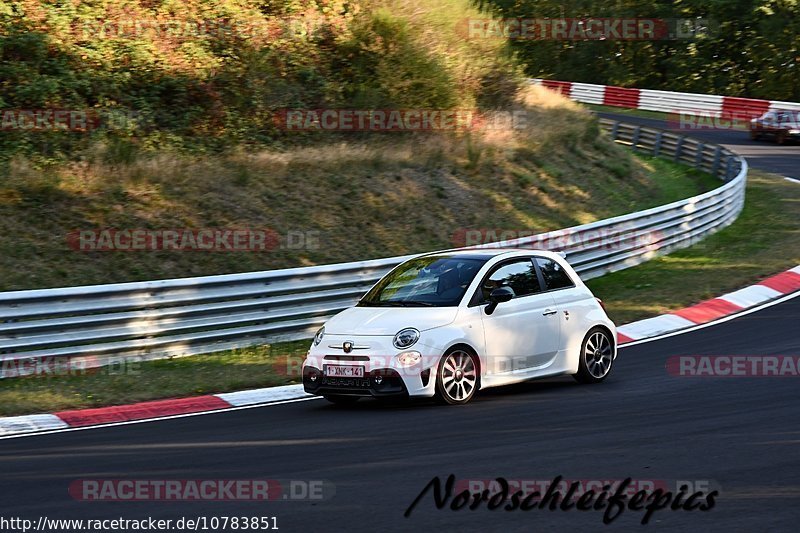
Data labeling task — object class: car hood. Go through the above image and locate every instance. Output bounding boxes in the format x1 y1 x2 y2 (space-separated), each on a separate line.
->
323 306 459 336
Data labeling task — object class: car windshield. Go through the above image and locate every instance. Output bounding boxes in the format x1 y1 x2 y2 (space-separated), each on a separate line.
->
358 256 486 307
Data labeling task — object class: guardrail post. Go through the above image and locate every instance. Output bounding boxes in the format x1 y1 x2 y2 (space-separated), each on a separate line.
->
694 143 705 169
674 136 685 162
653 132 663 156
631 126 641 152
724 157 734 181
610 121 619 140
711 146 722 176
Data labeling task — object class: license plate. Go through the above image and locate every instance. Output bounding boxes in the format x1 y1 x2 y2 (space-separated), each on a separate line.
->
324 365 365 378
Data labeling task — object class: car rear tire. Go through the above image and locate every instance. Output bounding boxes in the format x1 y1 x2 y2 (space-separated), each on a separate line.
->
435 348 479 405
776 131 787 145
573 328 614 384
324 395 360 405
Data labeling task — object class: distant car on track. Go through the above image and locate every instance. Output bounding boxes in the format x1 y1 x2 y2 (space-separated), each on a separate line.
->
302 249 617 405
750 110 800 144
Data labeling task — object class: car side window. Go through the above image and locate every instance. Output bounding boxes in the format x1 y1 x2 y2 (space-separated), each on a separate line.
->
480 259 541 301
536 257 575 291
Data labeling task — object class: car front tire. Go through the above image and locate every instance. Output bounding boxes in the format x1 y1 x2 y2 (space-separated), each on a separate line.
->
435 348 479 405
573 327 614 384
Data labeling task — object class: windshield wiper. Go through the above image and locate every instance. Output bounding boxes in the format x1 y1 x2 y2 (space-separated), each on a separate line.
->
359 300 435 307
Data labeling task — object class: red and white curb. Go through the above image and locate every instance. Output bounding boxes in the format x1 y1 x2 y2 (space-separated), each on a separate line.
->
0 384 308 437
2 266 798 438
616 266 800 342
530 78 800 117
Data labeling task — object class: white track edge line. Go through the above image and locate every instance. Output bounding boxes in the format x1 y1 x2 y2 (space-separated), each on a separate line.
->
619 290 800 349
0 396 322 441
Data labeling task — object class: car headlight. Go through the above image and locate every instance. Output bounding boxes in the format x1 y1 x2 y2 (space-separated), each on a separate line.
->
789 129 800 134
396 351 422 366
393 328 420 349
313 326 325 346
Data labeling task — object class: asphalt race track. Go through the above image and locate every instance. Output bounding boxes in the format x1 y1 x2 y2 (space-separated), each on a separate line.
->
1 295 798 532
598 111 800 180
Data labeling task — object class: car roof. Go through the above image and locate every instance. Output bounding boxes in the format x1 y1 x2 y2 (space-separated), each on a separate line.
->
422 248 566 261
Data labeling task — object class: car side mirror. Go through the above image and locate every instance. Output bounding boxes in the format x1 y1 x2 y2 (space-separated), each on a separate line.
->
485 287 514 315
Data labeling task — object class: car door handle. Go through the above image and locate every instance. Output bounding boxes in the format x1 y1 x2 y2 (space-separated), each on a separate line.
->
542 309 557 316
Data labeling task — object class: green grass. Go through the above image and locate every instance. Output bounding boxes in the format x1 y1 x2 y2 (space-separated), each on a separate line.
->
1 170 796 418
587 170 800 324
586 103 674 121
0 342 309 417
633 156 721 206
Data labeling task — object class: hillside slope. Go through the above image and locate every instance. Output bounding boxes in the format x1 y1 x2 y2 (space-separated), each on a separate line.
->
0 1 717 290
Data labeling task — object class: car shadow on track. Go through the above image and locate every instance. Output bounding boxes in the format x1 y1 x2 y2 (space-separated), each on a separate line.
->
309 377 585 411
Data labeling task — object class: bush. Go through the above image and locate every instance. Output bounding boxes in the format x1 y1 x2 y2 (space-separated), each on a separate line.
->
0 0 522 161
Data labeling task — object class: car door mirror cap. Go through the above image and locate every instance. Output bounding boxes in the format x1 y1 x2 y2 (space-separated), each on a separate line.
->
490 287 514 303
485 287 514 315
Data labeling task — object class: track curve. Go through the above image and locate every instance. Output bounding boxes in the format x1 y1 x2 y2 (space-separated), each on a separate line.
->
1 295 798 532
597 111 800 180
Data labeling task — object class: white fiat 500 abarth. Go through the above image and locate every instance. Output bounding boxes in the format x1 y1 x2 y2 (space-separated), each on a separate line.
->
302 249 617 405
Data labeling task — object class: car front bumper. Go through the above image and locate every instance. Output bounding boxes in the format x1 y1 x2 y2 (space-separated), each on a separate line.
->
302 340 439 399
302 365 426 398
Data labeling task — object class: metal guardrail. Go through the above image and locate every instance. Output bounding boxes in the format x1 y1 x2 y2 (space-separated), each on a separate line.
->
0 120 747 374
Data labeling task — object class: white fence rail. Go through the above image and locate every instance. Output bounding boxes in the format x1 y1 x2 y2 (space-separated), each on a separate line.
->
531 78 800 115
574 81 724 114
0 120 747 374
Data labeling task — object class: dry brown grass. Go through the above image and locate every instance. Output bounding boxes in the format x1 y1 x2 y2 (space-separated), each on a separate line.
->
0 88 718 290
